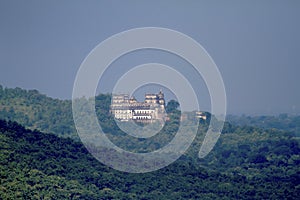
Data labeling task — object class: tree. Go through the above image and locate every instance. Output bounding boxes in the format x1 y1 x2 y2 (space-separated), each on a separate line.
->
166 100 180 113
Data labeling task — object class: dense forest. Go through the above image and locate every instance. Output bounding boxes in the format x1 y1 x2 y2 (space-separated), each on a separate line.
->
0 85 75 138
0 85 299 199
1 119 299 199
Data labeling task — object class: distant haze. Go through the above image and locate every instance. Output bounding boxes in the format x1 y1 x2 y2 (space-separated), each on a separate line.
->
0 1 299 115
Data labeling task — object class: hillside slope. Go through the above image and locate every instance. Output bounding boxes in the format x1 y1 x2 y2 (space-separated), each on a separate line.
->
0 85 75 138
0 85 299 199
0 119 299 199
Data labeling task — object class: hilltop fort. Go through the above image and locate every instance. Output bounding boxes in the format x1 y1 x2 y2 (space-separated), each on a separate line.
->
110 90 166 123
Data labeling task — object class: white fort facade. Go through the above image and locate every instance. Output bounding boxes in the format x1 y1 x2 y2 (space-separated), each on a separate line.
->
110 90 166 122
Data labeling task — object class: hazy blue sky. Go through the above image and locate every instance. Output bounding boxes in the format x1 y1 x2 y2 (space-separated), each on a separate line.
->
1 0 299 115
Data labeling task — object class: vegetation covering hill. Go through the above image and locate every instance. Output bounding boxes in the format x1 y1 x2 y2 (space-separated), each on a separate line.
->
0 85 299 199
0 85 185 141
0 85 75 138
0 119 299 199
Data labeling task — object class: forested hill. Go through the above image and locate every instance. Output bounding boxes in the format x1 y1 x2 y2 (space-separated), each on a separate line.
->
1 85 300 139
0 86 300 199
0 85 76 138
0 85 185 142
1 119 299 199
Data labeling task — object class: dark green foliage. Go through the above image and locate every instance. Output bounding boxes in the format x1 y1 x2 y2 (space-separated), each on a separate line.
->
0 85 300 199
1 119 299 199
165 99 180 113
0 86 76 139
